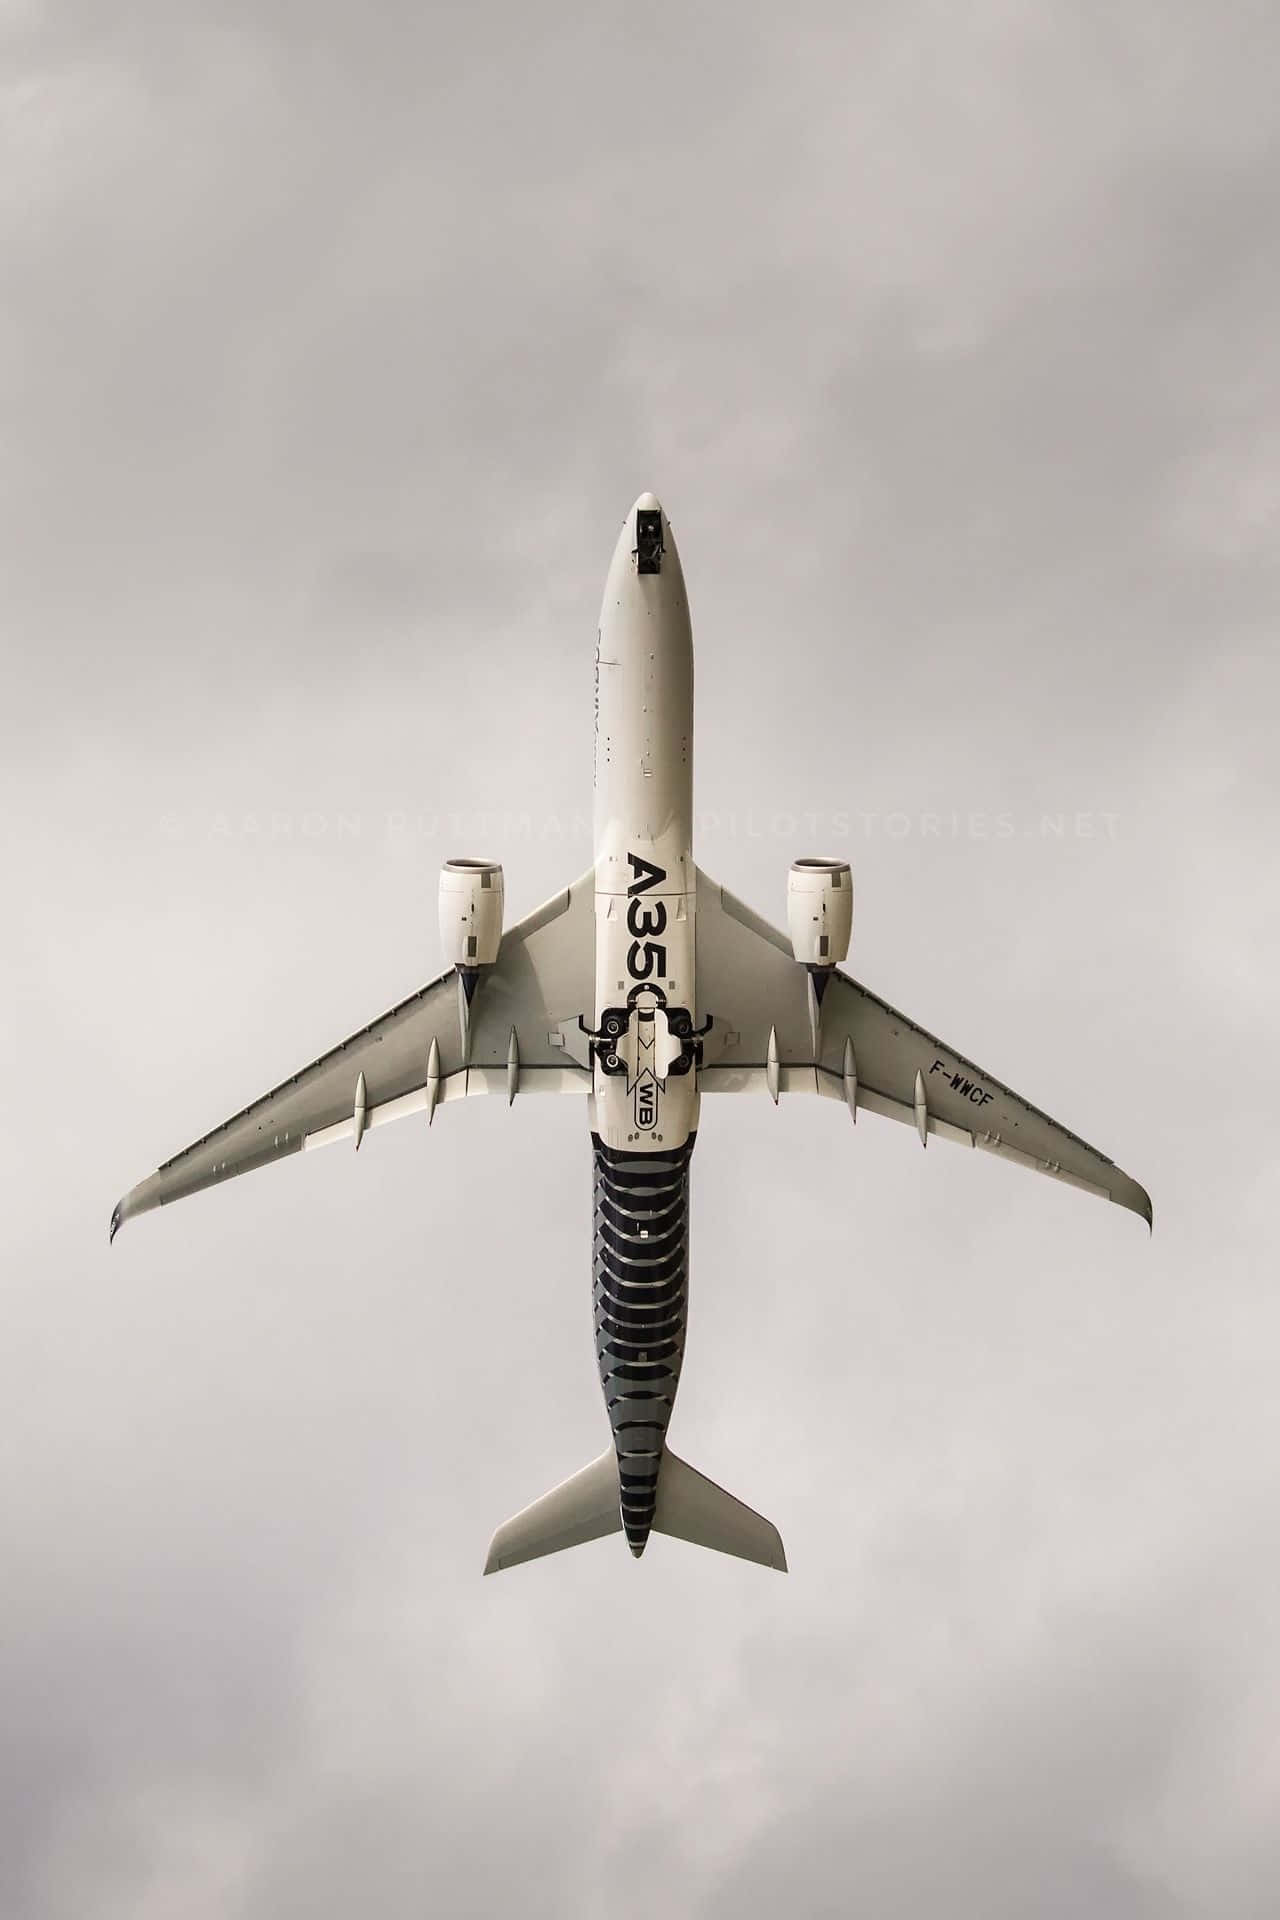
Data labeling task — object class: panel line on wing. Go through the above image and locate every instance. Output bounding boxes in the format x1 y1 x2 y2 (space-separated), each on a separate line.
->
158 970 453 1171
302 1066 591 1150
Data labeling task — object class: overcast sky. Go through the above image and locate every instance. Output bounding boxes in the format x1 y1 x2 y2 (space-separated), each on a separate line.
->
3 2 1279 1914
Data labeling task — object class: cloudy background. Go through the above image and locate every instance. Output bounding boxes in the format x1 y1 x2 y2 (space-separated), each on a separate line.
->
3 1 1279 1913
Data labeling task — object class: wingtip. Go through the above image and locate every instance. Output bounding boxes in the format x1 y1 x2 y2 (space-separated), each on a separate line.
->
1133 1181 1154 1234
762 1518 789 1572
1114 1175 1153 1234
482 1530 510 1575
109 1179 161 1245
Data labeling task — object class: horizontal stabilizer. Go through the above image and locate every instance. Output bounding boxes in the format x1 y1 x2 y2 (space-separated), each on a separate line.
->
484 1448 622 1574
652 1450 787 1572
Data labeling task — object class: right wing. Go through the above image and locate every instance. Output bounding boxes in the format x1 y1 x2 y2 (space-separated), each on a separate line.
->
110 870 595 1241
694 868 1151 1228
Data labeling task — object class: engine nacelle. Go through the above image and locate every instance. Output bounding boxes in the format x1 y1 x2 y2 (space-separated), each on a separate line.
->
787 858 852 969
438 859 504 970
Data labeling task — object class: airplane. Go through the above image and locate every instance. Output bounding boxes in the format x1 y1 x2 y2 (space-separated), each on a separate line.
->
110 491 1151 1576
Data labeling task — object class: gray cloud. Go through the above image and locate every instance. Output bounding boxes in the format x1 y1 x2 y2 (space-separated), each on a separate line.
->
4 1 1279 1915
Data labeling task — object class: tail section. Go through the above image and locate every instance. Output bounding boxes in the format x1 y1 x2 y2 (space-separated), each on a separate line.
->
483 1449 621 1574
483 1446 786 1574
652 1449 787 1571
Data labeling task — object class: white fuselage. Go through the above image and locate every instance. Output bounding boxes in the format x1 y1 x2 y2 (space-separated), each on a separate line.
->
591 495 699 1155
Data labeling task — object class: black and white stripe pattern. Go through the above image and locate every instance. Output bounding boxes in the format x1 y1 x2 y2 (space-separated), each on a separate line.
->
592 1135 695 1556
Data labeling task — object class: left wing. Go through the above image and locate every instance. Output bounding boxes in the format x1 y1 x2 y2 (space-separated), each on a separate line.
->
110 871 595 1241
694 869 1151 1228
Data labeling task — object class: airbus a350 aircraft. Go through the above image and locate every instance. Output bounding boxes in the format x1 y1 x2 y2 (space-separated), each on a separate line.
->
111 492 1150 1575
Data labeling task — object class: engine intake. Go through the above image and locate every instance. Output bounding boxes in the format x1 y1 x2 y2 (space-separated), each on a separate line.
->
438 859 504 971
787 858 852 969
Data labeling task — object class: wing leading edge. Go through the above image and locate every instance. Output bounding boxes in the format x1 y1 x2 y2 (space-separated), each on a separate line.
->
110 871 595 1241
694 869 1151 1229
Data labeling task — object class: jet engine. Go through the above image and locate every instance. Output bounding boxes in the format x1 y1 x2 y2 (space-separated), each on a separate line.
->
438 859 505 971
786 858 852 970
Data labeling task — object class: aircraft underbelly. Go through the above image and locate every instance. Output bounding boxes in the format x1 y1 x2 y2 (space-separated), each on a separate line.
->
591 1138 692 1555
591 500 698 1158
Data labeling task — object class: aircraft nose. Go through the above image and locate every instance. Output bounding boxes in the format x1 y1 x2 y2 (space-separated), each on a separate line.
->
632 491 661 515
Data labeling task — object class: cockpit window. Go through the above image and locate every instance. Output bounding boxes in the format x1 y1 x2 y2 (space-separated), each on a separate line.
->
635 509 663 574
